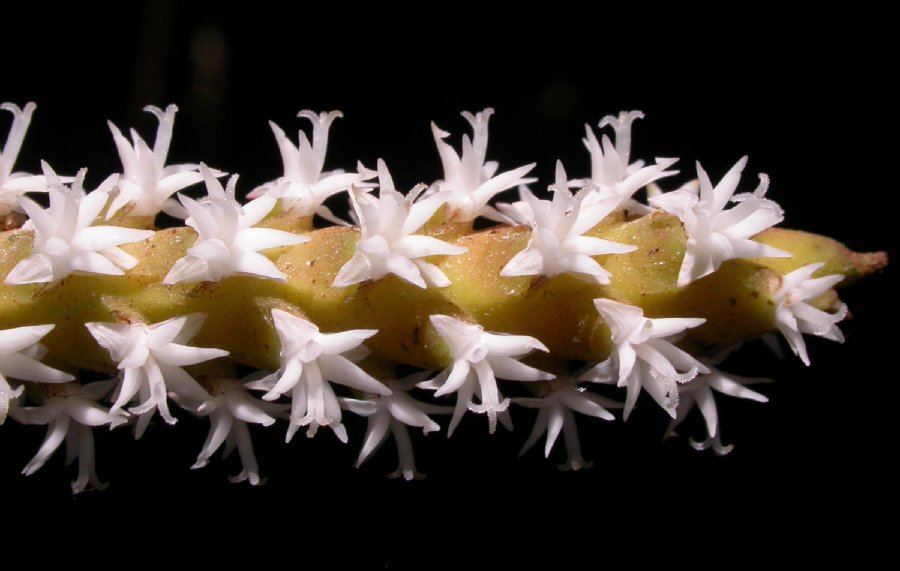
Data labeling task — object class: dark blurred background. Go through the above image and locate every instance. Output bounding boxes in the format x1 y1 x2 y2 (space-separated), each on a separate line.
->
1 2 894 558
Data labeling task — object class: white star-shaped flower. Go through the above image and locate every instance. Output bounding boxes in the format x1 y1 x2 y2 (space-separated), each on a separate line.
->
9 380 126 493
106 104 208 219
163 165 307 284
85 313 229 438
247 110 367 223
665 360 770 455
429 108 536 223
246 309 390 443
0 324 74 424
425 314 554 435
773 262 847 366
340 371 453 480
499 161 636 283
0 102 52 215
514 376 619 471
579 110 679 214
4 165 155 285
333 160 467 289
189 377 288 486
581 299 708 420
649 156 790 286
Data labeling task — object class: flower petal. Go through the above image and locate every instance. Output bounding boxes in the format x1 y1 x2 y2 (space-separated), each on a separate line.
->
392 235 467 258
4 254 54 284
318 354 391 395
0 352 73 384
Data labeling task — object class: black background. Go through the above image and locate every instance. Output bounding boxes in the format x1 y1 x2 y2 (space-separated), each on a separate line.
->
1 2 894 561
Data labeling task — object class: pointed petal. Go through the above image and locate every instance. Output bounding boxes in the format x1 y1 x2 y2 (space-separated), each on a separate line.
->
23 416 69 475
193 411 233 468
694 387 719 438
4 254 54 284
560 389 616 420
333 252 374 287
488 355 554 381
154 343 228 367
315 328 377 355
433 361 472 397
0 324 55 353
650 317 707 339
339 397 378 417
621 373 641 421
226 391 277 426
238 227 307 252
564 235 636 256
518 408 547 456
415 261 453 287
499 243 545 277
483 332 548 357
161 365 211 405
318 354 391 395
446 382 473 437
473 163 536 211
0 352 73 384
384 255 426 288
385 395 438 430
708 157 748 213
402 192 449 234
355 409 391 467
66 397 114 427
709 375 770 403
75 190 111 229
392 235 467 258
231 251 287 281
72 226 154 251
544 405 564 457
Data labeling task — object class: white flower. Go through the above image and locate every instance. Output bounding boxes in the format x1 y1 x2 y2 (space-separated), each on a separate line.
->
649 156 790 286
425 314 554 435
429 108 535 222
189 377 288 486
499 161 636 283
0 102 52 215
773 263 847 366
246 309 390 443
84 313 229 438
581 299 708 420
340 371 452 480
333 160 467 288
9 380 126 493
0 324 74 423
665 360 769 455
4 165 155 285
580 110 678 214
163 165 307 284
106 104 207 219
247 111 367 223
514 376 619 471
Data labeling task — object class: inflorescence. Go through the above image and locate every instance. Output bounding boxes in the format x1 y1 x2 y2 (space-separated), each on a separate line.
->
0 102 879 492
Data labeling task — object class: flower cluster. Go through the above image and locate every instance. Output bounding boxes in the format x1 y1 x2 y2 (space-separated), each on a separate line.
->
333 160 466 288
429 108 536 222
164 165 307 284
247 111 368 223
0 101 862 492
499 161 637 283
106 104 207 219
5 165 154 284
650 156 790 286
